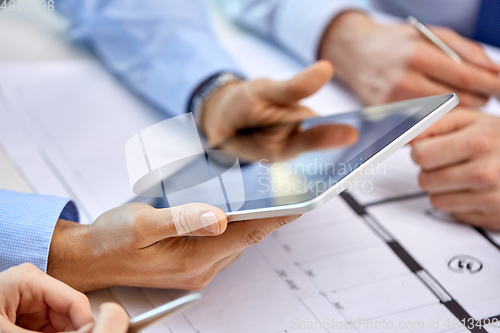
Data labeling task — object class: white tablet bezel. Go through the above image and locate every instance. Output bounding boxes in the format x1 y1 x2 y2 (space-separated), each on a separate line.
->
226 94 459 221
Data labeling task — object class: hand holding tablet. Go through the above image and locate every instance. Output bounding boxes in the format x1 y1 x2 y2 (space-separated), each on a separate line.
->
157 94 459 221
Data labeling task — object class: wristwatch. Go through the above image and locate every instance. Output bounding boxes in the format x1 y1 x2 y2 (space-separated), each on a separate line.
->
189 72 243 133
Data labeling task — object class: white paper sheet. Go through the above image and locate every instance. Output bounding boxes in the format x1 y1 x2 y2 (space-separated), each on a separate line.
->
0 62 167 222
1 11 500 333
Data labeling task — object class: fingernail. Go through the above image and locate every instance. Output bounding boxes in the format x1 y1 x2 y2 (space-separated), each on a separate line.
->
201 211 220 234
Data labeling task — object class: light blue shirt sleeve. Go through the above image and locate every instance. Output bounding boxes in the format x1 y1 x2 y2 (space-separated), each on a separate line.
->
0 190 79 273
57 0 244 116
216 0 368 64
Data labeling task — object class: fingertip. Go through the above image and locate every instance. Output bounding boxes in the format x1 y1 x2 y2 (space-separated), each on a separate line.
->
208 206 229 234
413 108 478 143
299 60 334 86
412 129 432 143
409 132 427 144
311 124 359 150
345 125 359 145
332 125 358 147
410 142 423 164
95 303 129 332
192 204 227 236
99 302 129 325
458 95 489 108
74 302 95 328
99 302 128 318
481 57 500 73
267 60 334 103
315 59 335 79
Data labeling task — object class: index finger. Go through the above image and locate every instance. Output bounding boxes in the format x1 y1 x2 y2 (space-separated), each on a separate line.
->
411 108 479 142
432 27 500 73
12 264 94 329
287 124 359 156
196 215 301 260
93 303 129 333
412 44 500 96
411 124 477 170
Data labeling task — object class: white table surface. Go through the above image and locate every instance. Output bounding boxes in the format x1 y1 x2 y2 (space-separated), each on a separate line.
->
0 8 119 317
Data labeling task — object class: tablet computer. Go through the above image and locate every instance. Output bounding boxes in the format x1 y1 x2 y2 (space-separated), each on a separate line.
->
153 94 458 221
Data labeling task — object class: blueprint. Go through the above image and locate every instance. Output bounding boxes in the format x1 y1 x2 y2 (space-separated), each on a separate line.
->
110 147 500 333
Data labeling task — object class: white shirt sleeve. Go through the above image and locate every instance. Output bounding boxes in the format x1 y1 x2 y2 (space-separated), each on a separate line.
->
217 0 368 64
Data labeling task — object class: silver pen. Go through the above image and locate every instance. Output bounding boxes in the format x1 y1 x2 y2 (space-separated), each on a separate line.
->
127 293 202 332
407 16 463 64
408 16 500 101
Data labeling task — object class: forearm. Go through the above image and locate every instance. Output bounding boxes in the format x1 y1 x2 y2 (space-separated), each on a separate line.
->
46 219 100 292
47 218 139 292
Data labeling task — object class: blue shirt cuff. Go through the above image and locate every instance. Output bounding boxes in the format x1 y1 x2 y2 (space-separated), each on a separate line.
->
0 190 79 273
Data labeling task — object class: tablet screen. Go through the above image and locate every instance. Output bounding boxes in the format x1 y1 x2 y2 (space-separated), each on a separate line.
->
154 94 455 213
